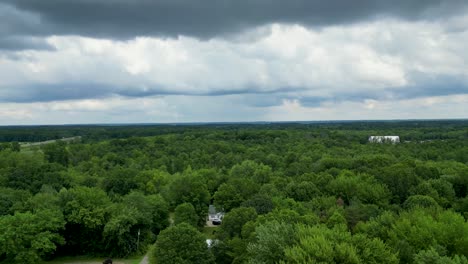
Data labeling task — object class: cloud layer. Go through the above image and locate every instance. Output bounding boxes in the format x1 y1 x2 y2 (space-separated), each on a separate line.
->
4 0 467 39
0 1 467 124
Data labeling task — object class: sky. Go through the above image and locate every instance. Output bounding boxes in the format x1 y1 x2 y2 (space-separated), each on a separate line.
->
0 0 467 125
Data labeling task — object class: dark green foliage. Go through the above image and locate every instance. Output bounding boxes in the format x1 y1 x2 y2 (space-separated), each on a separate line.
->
42 141 70 166
242 194 275 214
213 183 244 211
404 195 440 209
58 186 112 254
0 142 20 152
174 202 199 227
0 187 31 216
151 223 214 264
103 192 169 257
102 167 139 195
2 153 69 193
376 163 421 204
167 171 211 227
285 180 320 201
220 207 257 239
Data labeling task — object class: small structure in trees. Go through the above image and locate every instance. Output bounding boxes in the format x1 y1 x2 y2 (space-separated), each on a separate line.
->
336 197 345 207
368 136 400 144
208 205 224 225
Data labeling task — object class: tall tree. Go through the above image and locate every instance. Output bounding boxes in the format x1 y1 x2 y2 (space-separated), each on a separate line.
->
151 223 214 264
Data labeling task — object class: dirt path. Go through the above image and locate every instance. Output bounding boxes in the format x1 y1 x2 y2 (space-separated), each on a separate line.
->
139 255 149 264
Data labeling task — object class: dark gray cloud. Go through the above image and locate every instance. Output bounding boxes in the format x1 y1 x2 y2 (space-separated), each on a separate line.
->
2 0 467 41
394 73 468 99
0 2 53 50
0 82 302 103
0 83 113 103
0 36 54 51
3 72 468 106
298 72 468 107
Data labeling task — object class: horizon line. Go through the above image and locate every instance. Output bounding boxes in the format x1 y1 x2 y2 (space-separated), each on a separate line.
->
1 118 467 127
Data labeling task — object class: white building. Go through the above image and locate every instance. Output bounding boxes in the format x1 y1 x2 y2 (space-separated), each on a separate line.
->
208 205 224 223
368 136 400 143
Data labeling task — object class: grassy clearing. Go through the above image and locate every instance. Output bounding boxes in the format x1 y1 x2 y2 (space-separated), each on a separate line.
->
40 255 144 264
203 226 218 239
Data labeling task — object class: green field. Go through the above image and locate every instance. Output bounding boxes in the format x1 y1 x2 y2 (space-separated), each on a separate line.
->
40 255 144 264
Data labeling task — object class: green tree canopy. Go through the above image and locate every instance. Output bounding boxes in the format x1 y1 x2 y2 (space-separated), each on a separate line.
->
0 209 65 264
151 223 214 264
174 202 199 227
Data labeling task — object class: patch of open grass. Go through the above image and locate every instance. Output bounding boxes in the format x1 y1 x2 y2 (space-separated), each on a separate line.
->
40 254 144 264
203 226 218 239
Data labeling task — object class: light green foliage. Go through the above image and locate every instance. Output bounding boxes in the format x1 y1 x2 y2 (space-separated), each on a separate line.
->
414 248 468 264
144 169 170 194
247 221 295 263
0 209 65 264
326 210 348 228
151 223 214 264
359 209 468 263
259 208 319 226
282 224 398 264
327 170 390 205
59 186 111 229
390 209 468 262
230 160 272 184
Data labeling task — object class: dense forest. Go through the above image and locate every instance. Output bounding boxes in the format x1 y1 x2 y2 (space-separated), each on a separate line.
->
1 121 468 263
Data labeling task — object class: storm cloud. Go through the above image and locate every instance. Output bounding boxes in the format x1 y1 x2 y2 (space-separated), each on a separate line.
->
2 0 467 40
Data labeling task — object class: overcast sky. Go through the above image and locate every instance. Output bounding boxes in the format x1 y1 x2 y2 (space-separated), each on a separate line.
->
1 0 467 124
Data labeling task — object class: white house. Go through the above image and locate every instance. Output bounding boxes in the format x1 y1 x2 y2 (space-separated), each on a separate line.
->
368 136 400 143
208 205 224 224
